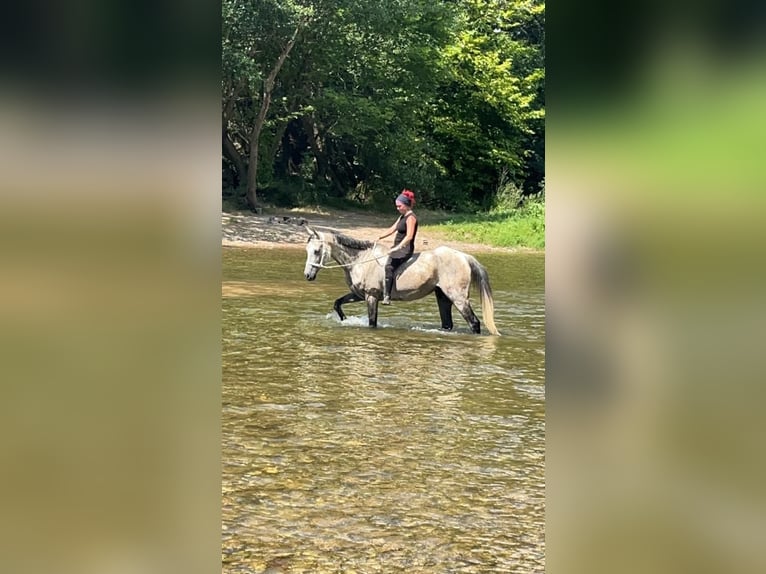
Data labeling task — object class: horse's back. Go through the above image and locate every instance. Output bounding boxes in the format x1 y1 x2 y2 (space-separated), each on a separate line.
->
432 245 467 258
404 246 467 270
431 246 472 270
407 246 471 288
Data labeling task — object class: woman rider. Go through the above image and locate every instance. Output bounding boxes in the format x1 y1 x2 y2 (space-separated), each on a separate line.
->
377 189 418 305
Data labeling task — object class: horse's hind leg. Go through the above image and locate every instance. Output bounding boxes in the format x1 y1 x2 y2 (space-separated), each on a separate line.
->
454 299 481 334
366 295 379 328
434 287 454 330
334 292 362 321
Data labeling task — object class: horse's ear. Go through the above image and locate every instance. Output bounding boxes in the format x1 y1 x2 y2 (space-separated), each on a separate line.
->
305 224 318 238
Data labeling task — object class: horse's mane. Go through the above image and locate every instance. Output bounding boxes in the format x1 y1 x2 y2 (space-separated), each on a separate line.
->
329 231 374 251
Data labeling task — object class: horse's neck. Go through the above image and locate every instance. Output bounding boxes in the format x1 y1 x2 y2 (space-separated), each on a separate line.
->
329 241 368 267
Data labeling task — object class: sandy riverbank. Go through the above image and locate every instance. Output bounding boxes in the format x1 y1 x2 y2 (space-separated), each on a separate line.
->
222 208 527 254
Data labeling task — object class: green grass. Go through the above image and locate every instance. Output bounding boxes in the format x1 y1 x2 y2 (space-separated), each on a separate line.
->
423 200 545 250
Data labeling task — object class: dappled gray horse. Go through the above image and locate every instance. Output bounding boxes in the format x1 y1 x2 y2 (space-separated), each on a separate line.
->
303 226 500 335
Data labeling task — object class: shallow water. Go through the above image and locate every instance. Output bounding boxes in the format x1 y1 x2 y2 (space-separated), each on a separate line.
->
222 247 545 573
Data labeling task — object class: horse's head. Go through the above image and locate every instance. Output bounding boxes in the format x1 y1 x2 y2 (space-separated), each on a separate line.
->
303 226 326 281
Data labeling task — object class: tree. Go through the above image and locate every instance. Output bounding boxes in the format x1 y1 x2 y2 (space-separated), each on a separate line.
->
246 19 305 210
222 0 311 209
429 0 545 208
221 0 545 212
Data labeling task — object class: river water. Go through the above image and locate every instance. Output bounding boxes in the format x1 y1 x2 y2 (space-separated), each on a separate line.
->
222 247 545 573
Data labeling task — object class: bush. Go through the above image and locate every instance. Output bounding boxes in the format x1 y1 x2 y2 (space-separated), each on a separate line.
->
491 168 525 212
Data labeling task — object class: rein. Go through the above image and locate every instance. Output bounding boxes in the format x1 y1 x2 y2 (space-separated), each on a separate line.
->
310 242 387 269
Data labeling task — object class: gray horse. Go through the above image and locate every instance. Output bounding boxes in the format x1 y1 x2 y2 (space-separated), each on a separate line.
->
303 225 500 335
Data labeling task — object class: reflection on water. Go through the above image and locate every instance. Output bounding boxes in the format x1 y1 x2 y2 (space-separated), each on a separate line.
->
223 247 545 573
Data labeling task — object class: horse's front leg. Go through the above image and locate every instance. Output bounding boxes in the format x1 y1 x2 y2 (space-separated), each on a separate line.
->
366 294 379 328
333 292 362 321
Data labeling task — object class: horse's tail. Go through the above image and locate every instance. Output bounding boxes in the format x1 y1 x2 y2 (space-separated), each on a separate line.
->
467 255 501 336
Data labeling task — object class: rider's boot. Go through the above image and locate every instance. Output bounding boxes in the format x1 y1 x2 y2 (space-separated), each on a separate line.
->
382 269 393 305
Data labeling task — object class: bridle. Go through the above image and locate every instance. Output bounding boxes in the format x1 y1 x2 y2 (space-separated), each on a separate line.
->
308 240 386 269
308 240 331 268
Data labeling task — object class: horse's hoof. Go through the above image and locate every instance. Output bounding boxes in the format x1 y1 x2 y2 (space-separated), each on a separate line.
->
381 296 391 305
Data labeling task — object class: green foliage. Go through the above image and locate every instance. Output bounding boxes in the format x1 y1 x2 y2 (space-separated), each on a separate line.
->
491 167 525 211
428 203 545 249
427 178 545 249
222 0 545 213
259 177 303 208
429 0 545 205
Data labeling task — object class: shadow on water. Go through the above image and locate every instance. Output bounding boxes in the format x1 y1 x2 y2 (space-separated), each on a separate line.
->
222 247 545 573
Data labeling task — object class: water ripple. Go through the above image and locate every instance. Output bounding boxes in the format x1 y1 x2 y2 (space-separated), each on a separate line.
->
223 248 545 573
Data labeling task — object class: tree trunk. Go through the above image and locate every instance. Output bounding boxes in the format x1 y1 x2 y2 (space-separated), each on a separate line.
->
246 21 305 211
222 81 248 190
265 119 290 179
302 116 346 197
301 115 327 179
222 128 246 188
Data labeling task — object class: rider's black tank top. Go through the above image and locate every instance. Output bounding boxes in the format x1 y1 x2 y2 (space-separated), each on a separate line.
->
393 212 418 259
